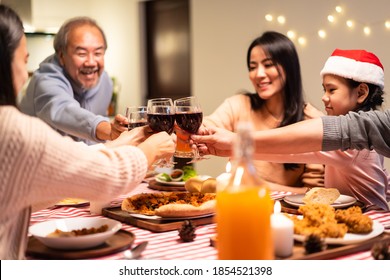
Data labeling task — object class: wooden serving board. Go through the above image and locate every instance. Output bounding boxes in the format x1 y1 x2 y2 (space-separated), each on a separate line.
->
210 232 390 260
288 232 390 260
102 206 215 232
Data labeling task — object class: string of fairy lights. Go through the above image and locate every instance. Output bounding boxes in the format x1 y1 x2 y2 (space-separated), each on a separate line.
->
265 5 390 46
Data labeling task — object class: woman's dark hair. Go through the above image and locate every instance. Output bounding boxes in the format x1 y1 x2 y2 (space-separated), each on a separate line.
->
0 4 24 106
245 31 305 127
345 79 384 112
245 31 305 170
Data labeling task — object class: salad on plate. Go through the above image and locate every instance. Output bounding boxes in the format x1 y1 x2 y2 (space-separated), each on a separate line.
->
156 166 197 183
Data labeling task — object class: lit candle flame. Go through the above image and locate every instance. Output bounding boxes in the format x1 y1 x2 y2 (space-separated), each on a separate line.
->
225 161 231 173
274 200 281 214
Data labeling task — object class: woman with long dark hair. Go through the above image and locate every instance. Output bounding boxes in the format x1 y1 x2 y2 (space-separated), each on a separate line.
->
203 31 324 193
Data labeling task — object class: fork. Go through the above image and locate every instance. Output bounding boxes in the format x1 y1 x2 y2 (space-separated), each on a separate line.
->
122 241 148 260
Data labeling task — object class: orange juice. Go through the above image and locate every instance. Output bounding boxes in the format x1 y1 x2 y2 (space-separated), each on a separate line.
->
176 129 192 153
174 125 194 157
216 186 274 259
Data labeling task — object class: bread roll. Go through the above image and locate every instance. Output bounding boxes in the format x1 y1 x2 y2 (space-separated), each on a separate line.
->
201 178 217 193
185 177 204 193
303 187 340 205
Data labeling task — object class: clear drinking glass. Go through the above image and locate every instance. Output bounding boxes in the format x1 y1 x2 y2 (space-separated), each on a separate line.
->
174 96 207 163
147 98 176 167
125 106 148 130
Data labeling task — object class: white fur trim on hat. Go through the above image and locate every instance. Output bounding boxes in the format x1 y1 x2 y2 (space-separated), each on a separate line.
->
320 56 384 89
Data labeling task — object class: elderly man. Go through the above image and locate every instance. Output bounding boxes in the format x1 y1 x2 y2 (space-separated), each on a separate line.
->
20 16 126 144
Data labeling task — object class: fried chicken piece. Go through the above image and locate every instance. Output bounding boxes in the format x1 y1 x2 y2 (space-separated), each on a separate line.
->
335 206 362 216
318 223 348 238
298 203 337 226
335 207 373 234
291 203 348 238
290 204 373 238
292 217 322 236
293 218 348 238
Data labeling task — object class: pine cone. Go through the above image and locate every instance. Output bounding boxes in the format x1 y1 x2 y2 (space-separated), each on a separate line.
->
371 241 390 260
303 234 327 254
178 220 196 242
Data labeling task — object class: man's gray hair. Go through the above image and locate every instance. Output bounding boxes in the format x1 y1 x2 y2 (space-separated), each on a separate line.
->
53 16 107 54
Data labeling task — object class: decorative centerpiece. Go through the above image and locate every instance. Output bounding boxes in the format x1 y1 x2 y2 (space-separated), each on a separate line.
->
178 220 196 242
303 233 327 254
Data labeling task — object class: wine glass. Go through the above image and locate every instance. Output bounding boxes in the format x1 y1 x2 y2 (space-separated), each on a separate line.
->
147 98 176 167
174 96 208 163
125 106 148 130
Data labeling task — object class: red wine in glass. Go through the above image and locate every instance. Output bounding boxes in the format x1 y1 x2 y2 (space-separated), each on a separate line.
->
128 120 148 130
126 106 147 131
147 114 176 134
146 98 176 167
175 112 203 134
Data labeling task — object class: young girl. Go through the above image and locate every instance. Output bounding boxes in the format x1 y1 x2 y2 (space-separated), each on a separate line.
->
203 31 325 194
249 49 389 210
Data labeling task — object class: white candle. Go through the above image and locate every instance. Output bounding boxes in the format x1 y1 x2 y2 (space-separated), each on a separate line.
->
216 161 231 192
271 201 294 258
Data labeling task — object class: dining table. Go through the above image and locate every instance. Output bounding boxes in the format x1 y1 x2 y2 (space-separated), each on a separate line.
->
28 179 390 261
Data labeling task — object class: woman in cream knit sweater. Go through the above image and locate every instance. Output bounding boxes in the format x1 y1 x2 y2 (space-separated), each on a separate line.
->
0 4 174 259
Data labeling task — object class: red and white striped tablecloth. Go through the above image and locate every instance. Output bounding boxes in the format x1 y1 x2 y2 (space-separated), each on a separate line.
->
29 183 390 260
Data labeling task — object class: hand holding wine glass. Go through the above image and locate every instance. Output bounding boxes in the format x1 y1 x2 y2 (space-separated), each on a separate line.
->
191 125 235 157
137 131 176 167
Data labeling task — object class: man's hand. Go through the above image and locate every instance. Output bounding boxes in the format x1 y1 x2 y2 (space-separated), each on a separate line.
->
110 114 128 140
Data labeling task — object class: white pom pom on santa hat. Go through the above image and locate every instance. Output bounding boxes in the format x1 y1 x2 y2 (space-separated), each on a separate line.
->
320 49 384 89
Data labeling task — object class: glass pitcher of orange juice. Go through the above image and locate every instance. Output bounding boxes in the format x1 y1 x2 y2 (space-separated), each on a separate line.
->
216 122 274 260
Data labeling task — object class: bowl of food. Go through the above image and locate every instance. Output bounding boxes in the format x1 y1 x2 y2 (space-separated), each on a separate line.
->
29 217 122 250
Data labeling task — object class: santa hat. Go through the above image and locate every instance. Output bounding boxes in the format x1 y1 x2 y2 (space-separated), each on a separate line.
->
320 49 384 89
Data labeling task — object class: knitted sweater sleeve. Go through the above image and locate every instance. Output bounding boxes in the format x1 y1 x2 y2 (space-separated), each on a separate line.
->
0 107 148 219
321 110 390 157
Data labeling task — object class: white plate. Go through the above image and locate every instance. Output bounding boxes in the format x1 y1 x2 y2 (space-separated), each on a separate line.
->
294 220 384 245
130 212 214 221
155 177 185 186
29 217 122 250
155 175 211 186
284 194 357 209
55 198 89 207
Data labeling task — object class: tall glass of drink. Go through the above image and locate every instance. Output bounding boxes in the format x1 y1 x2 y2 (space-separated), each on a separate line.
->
174 96 204 161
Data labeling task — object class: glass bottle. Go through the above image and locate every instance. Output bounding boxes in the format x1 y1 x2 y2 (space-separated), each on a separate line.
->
216 122 274 259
